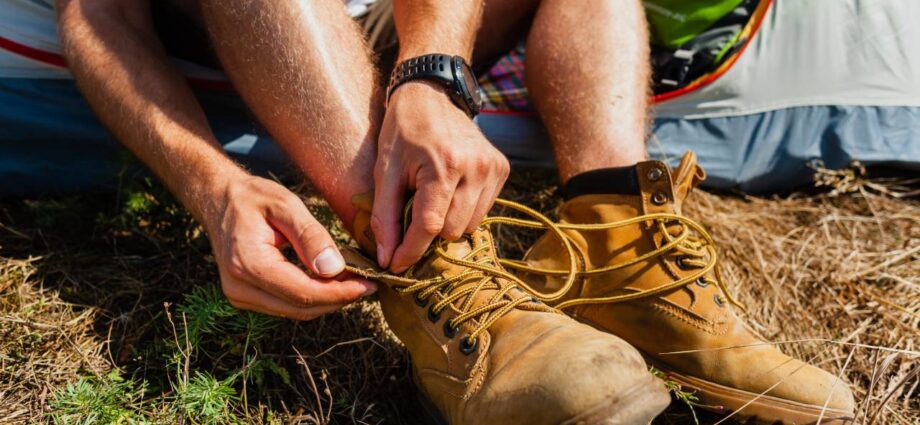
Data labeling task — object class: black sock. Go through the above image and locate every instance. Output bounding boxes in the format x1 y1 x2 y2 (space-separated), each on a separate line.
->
561 166 640 200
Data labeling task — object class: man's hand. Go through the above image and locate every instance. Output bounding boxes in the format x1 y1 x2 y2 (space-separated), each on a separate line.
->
57 0 374 319
373 82 510 273
207 176 376 320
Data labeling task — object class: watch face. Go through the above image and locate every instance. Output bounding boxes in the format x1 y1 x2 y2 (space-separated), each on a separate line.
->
460 62 482 106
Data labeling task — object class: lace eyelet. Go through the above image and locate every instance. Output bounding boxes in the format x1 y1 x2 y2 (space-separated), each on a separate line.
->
647 167 663 182
714 294 726 307
459 335 478 355
427 306 442 323
414 293 429 307
651 191 668 205
443 320 459 338
695 277 709 287
675 256 692 270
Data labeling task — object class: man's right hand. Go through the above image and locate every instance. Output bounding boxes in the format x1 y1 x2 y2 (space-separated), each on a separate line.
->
205 176 376 320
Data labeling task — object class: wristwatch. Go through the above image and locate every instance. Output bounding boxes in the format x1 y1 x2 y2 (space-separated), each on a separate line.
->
386 54 483 118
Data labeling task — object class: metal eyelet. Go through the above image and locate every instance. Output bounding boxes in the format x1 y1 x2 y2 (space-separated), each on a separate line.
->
647 167 663 182
695 277 709 287
459 335 478 355
714 294 726 307
675 256 692 270
427 306 442 323
443 320 459 338
651 191 668 205
414 293 429 307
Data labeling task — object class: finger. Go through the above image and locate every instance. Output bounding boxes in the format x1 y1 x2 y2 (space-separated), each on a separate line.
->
441 180 480 240
389 177 455 273
466 185 493 234
235 246 376 306
372 160 406 269
265 195 344 278
485 159 510 221
227 282 348 321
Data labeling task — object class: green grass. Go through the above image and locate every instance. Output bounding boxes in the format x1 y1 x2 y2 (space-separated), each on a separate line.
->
49 370 148 425
173 371 241 425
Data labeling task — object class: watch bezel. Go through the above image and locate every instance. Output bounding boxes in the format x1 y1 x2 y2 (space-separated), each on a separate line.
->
450 56 483 117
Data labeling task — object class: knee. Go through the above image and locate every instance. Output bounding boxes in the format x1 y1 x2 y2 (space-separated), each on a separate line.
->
56 0 151 35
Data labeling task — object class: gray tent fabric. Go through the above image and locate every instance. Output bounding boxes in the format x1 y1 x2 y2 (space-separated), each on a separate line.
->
476 105 920 193
649 106 920 191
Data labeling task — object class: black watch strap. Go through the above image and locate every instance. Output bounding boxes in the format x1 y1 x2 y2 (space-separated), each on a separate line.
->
386 54 454 104
387 54 481 117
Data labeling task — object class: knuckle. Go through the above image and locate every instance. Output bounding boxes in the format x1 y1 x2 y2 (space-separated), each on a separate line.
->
296 220 328 248
498 163 511 181
226 255 248 279
282 193 305 210
441 225 464 241
472 156 490 174
294 292 315 307
417 212 444 236
441 149 464 174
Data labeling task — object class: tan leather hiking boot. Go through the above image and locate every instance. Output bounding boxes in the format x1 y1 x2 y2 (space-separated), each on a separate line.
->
510 152 856 424
343 194 670 425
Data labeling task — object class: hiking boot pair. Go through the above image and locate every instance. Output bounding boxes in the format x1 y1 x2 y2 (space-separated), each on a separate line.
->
344 151 855 424
509 152 856 424
345 195 670 424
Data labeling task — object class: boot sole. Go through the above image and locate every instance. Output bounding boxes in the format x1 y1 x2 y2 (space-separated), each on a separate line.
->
650 361 854 424
415 372 670 425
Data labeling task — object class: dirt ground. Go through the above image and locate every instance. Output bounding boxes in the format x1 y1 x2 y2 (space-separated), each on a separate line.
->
0 167 917 424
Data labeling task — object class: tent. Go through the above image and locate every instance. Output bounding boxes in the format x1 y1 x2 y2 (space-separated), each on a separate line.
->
480 0 920 192
2 0 918 196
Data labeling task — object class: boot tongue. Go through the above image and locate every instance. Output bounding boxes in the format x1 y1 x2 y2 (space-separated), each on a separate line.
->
408 236 476 280
349 192 502 280
670 151 706 212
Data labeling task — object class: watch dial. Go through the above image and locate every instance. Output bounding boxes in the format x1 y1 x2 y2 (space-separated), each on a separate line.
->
460 62 482 106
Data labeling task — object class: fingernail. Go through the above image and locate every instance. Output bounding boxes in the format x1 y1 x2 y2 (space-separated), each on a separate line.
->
376 243 388 267
359 281 378 297
313 247 345 276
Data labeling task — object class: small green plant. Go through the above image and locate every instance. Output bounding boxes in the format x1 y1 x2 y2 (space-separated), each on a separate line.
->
650 366 703 425
176 285 238 348
48 369 148 425
173 371 241 425
231 310 281 345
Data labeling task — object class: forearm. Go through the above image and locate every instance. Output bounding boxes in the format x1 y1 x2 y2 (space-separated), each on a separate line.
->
57 1 246 223
392 0 484 61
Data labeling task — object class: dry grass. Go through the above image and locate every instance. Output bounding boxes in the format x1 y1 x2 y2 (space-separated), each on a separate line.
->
0 168 917 424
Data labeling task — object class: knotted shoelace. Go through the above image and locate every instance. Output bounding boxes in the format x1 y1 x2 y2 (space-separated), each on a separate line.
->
343 199 572 346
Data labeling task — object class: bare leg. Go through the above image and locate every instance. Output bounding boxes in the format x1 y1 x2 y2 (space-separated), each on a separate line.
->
477 0 651 182
198 0 380 229
526 0 650 181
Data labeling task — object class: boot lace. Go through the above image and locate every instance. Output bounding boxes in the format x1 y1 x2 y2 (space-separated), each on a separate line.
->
344 199 570 347
492 205 746 311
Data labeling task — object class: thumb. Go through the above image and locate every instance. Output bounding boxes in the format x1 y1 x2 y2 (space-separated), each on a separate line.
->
267 196 346 278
